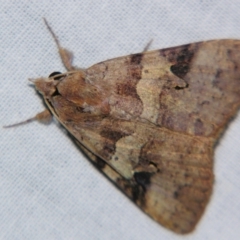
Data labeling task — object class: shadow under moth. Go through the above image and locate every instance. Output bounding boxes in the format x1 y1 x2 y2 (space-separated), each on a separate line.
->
7 19 240 234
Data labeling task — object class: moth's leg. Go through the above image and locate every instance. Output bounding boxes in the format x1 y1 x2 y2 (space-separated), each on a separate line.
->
43 18 75 71
3 109 52 128
142 39 153 52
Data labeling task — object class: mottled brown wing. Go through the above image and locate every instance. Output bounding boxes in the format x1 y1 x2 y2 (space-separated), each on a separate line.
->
72 124 214 234
86 39 240 138
47 94 213 233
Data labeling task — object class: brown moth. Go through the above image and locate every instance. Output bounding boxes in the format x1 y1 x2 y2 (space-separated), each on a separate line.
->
8 19 240 234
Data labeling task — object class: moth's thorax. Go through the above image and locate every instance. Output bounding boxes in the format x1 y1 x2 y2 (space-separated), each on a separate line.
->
34 71 111 117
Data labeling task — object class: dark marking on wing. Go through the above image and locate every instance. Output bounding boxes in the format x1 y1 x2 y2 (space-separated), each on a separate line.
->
159 43 199 78
95 156 106 169
127 53 143 80
116 82 140 99
116 177 146 207
134 171 153 192
130 53 143 65
100 129 132 159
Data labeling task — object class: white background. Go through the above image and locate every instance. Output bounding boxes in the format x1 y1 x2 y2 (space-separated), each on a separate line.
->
1 1 240 239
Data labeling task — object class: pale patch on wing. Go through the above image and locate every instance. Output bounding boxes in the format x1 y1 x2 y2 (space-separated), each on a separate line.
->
109 134 147 179
137 78 162 123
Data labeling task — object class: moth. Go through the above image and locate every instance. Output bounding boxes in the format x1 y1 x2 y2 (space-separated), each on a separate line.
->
7 19 240 234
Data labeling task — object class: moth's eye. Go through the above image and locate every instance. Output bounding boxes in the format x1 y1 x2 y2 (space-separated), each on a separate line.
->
49 71 62 80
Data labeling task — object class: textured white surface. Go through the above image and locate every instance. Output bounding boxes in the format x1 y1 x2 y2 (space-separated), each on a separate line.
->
1 1 240 239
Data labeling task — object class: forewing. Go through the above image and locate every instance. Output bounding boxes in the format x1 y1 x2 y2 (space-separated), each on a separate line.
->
47 94 214 233
87 39 240 138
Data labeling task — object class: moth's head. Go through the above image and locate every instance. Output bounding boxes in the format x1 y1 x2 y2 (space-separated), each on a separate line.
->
30 71 63 98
